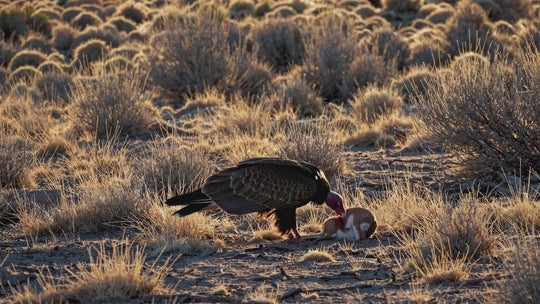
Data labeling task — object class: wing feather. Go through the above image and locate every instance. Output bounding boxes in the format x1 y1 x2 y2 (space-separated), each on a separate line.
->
201 158 320 214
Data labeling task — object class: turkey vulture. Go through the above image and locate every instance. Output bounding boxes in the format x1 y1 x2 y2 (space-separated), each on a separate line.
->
165 157 345 241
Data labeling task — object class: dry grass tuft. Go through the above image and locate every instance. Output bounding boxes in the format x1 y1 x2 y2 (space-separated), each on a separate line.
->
249 18 304 72
250 229 283 242
16 176 148 236
276 120 347 177
351 85 404 124
133 199 221 255
493 234 540 304
0 134 34 188
137 138 217 196
9 241 172 303
211 284 231 296
247 284 279 304
300 248 336 262
399 233 471 284
68 62 155 137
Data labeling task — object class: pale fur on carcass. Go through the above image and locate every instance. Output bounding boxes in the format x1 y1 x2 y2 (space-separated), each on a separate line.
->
322 207 377 240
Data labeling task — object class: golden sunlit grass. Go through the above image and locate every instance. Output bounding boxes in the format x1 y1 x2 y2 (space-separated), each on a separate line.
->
250 228 283 242
137 137 217 196
133 199 224 255
300 248 336 262
1 0 540 303
9 241 173 303
347 179 444 235
211 284 231 296
493 233 540 304
395 201 495 284
16 178 149 237
246 284 279 304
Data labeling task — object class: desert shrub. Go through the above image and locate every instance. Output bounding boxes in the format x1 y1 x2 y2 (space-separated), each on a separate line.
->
418 3 440 18
283 0 310 13
148 13 263 103
381 0 423 12
103 56 133 72
489 193 540 233
35 8 61 21
1 86 52 138
54 182 147 232
411 19 434 30
126 30 146 43
0 66 7 86
426 7 455 24
71 24 120 49
302 15 359 102
392 67 438 104
110 45 140 59
417 50 540 176
0 5 52 40
175 88 228 117
445 0 500 59
364 15 393 31
72 38 109 69
20 33 52 53
348 46 396 91
138 139 217 196
270 74 323 117
234 58 273 98
277 121 347 177
0 134 33 188
35 71 73 103
362 28 411 70
8 49 47 71
0 35 19 67
253 0 272 17
355 5 376 18
37 61 65 73
490 20 515 38
107 16 137 32
406 39 450 67
481 0 533 22
351 85 403 124
52 23 77 50
424 203 495 261
397 201 494 284
494 235 540 304
68 64 155 137
249 18 305 72
62 7 82 22
266 6 296 18
449 51 490 70
9 66 42 84
135 202 220 255
71 11 102 29
229 0 254 19
81 4 105 17
114 1 149 23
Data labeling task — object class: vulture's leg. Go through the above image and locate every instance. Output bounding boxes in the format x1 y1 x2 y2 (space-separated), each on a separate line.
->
287 228 302 241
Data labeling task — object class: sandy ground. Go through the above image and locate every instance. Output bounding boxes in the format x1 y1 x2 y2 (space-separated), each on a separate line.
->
0 148 512 303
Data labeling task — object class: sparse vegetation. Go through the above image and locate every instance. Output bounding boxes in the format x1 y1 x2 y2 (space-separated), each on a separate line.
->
9 241 172 303
68 62 154 137
1 0 539 302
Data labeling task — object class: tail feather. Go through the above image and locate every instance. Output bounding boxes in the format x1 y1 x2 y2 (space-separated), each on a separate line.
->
165 188 209 206
173 203 214 217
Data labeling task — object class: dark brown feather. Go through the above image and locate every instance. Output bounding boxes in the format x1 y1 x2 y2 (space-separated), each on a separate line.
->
169 157 332 235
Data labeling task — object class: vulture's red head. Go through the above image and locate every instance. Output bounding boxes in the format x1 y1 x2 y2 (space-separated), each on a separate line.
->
325 191 345 216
